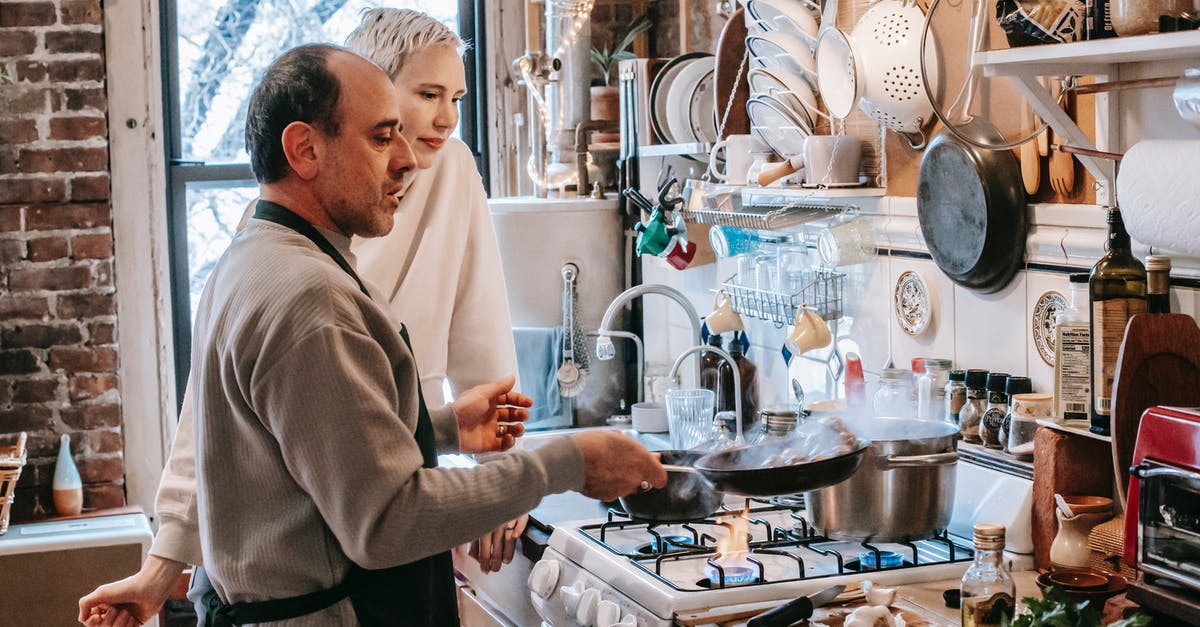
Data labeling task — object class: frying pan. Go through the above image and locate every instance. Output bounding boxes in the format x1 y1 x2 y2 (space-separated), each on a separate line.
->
692 440 869 497
618 450 725 522
916 0 1026 293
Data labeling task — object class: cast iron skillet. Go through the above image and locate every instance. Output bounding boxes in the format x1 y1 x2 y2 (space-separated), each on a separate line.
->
692 440 869 497
619 450 725 522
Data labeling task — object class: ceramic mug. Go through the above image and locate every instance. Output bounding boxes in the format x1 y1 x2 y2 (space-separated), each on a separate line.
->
663 236 697 270
785 307 832 355
705 291 745 335
708 134 770 185
631 401 668 433
803 134 863 186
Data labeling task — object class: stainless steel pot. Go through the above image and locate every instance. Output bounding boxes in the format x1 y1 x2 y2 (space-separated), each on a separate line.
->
804 418 959 541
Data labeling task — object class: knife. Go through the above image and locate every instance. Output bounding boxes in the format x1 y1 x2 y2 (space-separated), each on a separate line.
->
747 584 845 627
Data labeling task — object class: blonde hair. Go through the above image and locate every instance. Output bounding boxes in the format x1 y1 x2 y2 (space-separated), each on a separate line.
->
345 8 467 79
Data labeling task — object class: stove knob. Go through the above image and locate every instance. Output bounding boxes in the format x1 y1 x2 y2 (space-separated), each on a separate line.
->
528 559 561 599
559 582 584 616
595 600 621 626
610 614 638 627
576 587 601 626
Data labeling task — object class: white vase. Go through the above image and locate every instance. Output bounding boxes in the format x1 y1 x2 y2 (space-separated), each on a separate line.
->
1049 509 1109 569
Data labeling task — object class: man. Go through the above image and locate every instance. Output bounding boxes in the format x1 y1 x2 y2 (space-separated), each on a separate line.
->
82 44 664 626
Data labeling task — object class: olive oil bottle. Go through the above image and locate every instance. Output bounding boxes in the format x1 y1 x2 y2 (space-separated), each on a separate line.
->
961 523 1015 627
1089 207 1146 436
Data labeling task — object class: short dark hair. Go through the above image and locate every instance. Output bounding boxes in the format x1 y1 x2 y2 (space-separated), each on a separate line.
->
245 44 344 183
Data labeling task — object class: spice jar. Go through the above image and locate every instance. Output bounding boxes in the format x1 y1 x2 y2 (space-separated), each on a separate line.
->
945 370 967 425
874 368 915 417
1006 393 1050 459
757 408 799 445
920 358 953 421
959 369 989 443
998 376 1032 450
980 373 1010 449
1111 0 1193 36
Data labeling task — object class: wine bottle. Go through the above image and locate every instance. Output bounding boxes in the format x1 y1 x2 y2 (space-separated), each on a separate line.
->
1088 208 1146 435
1147 255 1171 314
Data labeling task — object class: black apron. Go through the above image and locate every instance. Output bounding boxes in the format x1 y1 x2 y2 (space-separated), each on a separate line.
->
199 200 458 626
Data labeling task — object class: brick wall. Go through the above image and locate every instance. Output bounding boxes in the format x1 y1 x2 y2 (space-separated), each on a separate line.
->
0 0 125 521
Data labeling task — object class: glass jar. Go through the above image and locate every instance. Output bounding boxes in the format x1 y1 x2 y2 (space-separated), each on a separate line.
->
998 376 1032 450
756 408 799 444
945 369 967 425
1111 0 1193 36
874 368 915 417
698 411 739 452
1006 393 1050 459
919 358 953 421
959 369 989 443
980 373 1010 449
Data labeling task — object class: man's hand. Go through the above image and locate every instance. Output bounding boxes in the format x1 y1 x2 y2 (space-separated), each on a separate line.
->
467 515 528 573
571 431 667 502
452 376 532 454
78 555 185 626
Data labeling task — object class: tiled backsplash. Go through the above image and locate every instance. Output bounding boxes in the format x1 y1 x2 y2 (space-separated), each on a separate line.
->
638 196 1200 412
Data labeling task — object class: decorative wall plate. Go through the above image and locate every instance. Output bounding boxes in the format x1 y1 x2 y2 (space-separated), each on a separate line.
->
894 270 931 336
1032 290 1069 366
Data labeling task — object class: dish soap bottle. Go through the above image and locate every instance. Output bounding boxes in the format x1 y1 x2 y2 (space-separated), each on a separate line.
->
1089 207 1146 436
53 433 83 516
1054 273 1092 424
961 523 1015 627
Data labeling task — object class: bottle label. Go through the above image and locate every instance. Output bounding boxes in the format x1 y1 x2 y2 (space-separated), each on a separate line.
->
1092 298 1146 416
981 407 1006 447
962 592 1015 627
1056 325 1091 420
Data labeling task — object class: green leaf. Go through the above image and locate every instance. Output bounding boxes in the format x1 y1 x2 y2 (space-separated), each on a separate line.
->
1108 613 1154 627
613 51 636 62
613 14 653 56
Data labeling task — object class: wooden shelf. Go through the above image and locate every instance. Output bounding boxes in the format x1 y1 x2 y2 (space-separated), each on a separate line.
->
1036 418 1112 443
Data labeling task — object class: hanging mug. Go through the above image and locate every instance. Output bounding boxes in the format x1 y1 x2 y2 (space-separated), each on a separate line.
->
635 208 672 256
663 237 697 270
705 291 745 335
784 306 832 355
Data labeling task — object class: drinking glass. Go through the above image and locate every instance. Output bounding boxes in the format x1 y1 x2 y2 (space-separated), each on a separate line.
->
666 388 716 450
776 245 810 294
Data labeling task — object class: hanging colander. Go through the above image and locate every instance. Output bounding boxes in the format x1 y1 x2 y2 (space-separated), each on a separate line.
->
850 0 941 149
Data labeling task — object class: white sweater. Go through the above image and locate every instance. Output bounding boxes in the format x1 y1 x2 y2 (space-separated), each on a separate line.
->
149 139 522 566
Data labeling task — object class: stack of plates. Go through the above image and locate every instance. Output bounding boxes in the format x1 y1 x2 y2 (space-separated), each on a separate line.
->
649 53 719 145
743 0 822 159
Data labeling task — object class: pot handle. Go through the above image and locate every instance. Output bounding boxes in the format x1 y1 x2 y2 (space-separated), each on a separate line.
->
881 451 959 469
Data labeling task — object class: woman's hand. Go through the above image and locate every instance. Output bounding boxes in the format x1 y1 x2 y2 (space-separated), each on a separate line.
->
451 376 532 454
468 515 528 573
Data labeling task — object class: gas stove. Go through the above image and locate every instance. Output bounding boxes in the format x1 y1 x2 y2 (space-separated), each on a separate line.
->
529 501 1001 627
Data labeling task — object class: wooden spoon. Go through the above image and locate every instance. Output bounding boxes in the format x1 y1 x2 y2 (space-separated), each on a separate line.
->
1020 101 1040 196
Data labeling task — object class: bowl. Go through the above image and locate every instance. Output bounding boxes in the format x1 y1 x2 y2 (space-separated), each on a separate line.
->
1061 495 1114 515
1047 570 1108 590
1036 570 1128 604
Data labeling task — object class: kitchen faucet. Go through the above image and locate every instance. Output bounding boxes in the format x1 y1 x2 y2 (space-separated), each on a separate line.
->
667 344 744 445
594 284 703 381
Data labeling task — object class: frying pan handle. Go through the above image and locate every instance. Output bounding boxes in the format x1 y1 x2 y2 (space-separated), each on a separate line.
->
881 451 959 469
746 595 815 627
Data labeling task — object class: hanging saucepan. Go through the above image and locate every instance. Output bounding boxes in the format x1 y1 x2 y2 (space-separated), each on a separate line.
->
915 0 1026 293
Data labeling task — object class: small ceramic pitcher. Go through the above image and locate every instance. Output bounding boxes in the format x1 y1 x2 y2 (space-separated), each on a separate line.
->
1049 510 1110 569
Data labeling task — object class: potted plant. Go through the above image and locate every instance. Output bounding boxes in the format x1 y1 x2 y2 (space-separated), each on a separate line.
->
589 14 651 141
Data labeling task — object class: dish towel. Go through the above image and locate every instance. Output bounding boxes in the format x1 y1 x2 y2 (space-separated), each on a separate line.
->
513 326 569 429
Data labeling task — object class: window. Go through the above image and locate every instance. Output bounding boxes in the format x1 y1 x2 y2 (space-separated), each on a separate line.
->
161 0 486 401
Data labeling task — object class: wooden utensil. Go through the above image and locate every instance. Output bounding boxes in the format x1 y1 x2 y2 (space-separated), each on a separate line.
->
1020 101 1041 196
714 7 751 139
1110 313 1200 512
1048 85 1076 197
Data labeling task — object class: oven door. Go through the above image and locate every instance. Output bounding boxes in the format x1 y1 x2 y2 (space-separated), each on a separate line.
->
1133 462 1200 591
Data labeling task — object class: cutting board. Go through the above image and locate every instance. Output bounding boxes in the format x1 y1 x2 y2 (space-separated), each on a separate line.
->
1110 313 1200 510
675 587 953 627
713 8 751 139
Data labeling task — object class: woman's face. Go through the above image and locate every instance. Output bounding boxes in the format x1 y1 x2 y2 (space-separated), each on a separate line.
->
392 44 467 169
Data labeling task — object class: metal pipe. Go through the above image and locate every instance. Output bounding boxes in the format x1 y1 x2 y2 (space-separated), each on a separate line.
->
667 345 744 445
575 120 619 197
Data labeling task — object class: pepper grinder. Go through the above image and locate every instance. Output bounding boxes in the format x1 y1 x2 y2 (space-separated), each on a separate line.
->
52 433 83 516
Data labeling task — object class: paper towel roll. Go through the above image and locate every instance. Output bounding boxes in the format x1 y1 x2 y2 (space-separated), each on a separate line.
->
1117 140 1200 255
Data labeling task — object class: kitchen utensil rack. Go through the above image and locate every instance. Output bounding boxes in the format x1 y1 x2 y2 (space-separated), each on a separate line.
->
680 179 882 231
721 269 844 324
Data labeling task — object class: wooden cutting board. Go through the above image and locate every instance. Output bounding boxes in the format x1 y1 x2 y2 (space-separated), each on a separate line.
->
714 8 751 139
1110 313 1200 509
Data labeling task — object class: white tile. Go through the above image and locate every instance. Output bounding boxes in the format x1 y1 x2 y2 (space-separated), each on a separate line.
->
954 271 1029 378
1171 285 1197 320
1025 271 1072 393
842 255 891 371
888 258 956 371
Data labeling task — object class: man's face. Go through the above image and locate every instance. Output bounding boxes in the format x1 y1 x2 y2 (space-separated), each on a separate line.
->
314 53 416 238
392 45 467 169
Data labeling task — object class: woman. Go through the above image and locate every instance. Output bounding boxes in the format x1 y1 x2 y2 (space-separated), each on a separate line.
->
80 11 524 626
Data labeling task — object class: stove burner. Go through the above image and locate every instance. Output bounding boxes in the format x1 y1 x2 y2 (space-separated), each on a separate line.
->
701 565 758 587
636 535 695 554
847 550 907 571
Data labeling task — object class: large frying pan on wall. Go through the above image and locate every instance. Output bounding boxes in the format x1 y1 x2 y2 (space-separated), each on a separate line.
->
915 0 1026 293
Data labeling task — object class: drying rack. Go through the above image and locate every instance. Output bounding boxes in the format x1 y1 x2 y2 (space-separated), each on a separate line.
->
720 270 844 325
679 179 877 231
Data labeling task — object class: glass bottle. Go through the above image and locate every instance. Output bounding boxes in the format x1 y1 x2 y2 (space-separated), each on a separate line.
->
1147 254 1172 314
945 369 967 425
980 373 1010 449
919 358 952 421
961 523 1016 627
998 376 1031 451
874 368 915 417
959 369 989 443
53 433 83 516
1054 274 1092 424
727 334 759 430
1089 207 1147 436
700 333 728 409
